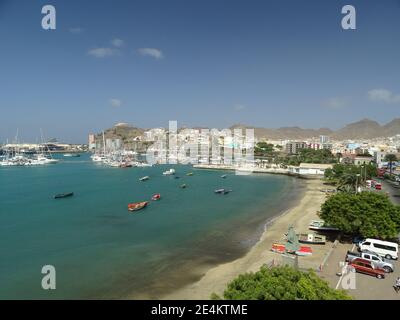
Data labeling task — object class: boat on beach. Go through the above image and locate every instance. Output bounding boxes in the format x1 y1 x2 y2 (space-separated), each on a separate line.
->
272 226 313 256
308 220 339 232
151 193 161 201
297 233 326 245
128 201 149 212
139 176 150 181
271 243 313 256
54 192 74 199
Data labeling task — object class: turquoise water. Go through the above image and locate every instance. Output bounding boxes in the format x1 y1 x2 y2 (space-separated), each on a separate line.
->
0 154 302 299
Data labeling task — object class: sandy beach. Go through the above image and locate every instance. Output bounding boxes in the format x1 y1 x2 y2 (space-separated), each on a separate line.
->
163 178 329 299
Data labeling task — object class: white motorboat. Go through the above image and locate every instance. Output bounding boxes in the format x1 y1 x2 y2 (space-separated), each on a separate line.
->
162 168 176 175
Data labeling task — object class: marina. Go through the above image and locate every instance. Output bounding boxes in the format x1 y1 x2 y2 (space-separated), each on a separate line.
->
0 153 302 299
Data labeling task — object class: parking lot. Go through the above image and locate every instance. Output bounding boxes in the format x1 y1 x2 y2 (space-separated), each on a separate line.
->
319 242 400 300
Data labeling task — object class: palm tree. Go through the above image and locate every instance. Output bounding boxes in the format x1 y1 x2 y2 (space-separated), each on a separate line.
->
384 154 398 176
337 173 359 193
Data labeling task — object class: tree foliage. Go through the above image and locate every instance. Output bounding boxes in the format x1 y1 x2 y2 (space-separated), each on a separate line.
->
213 266 351 300
384 154 398 175
320 192 400 239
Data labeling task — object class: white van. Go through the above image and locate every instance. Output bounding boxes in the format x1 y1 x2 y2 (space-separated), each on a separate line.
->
358 238 398 260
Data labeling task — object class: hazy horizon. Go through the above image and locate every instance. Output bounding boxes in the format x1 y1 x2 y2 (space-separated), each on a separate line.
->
1 0 400 143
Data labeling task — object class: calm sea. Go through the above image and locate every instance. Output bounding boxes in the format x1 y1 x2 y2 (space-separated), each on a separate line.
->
0 154 303 299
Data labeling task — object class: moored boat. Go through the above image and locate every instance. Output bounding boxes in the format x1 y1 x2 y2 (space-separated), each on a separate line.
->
151 193 161 201
139 176 150 181
214 188 232 194
128 201 149 212
180 184 187 189
64 153 80 157
163 168 175 175
221 174 227 178
54 192 74 199
186 172 194 176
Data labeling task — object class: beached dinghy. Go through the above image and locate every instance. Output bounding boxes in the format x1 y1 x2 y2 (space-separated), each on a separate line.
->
308 220 339 232
298 233 326 245
271 243 313 256
54 192 74 199
128 201 149 212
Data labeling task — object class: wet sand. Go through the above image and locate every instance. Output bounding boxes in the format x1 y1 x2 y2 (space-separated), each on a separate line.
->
162 178 328 299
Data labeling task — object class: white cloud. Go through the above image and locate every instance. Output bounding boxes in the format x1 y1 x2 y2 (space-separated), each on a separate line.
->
111 38 124 47
322 97 348 110
368 89 400 104
137 48 164 60
109 99 122 108
69 27 83 34
88 47 119 58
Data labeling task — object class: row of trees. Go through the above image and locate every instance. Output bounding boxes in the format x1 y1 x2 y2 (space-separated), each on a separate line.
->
324 163 377 193
320 192 400 239
254 144 339 166
212 266 351 300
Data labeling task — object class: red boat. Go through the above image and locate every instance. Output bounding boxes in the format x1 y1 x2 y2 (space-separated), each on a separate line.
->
151 193 161 201
128 201 149 212
271 243 313 256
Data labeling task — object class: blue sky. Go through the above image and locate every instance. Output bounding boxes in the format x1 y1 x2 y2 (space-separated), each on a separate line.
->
0 0 399 143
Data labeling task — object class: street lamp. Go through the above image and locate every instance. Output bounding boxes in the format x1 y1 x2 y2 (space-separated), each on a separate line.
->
356 173 361 193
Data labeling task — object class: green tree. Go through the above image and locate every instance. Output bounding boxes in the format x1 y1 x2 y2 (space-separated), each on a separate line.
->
384 154 398 176
212 266 351 300
320 192 400 239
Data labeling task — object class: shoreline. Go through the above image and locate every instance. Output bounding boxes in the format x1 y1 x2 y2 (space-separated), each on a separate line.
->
161 178 328 300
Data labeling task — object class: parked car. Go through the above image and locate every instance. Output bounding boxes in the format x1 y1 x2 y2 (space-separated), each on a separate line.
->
346 251 394 273
358 238 399 260
352 236 365 245
348 258 385 279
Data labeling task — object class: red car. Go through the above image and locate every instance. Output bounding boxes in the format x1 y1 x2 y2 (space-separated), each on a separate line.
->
349 258 385 279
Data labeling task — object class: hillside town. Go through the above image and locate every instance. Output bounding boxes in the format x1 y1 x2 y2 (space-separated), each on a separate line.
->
85 121 400 178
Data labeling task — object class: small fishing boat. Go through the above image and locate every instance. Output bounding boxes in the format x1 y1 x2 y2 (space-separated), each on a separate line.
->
180 184 187 189
297 233 326 245
221 174 227 178
63 153 80 157
128 201 149 212
151 193 161 201
186 172 194 176
139 176 150 181
309 220 339 232
163 168 175 176
214 188 232 194
54 192 74 199
271 243 313 256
